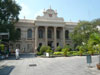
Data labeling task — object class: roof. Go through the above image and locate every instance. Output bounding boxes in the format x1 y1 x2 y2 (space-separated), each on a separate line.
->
65 22 77 25
18 19 34 23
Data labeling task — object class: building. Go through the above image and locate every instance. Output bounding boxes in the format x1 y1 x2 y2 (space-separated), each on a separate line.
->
10 8 77 53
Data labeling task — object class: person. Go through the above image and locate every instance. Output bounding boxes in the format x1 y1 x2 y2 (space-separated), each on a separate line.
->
15 48 20 60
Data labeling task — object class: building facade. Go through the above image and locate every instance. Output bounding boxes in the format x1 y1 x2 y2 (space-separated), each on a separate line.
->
10 8 77 53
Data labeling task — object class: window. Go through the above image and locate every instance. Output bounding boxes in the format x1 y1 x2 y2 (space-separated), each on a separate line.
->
57 30 60 39
57 43 59 46
48 29 52 38
39 43 42 47
16 28 21 39
65 30 69 39
38 29 43 38
27 29 32 40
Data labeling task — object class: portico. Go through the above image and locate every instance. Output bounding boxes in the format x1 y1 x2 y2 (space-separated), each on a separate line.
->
35 26 66 51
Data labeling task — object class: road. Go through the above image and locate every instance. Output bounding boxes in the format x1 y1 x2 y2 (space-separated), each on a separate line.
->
0 53 100 75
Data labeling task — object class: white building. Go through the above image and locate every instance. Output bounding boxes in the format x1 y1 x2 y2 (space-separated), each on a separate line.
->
10 8 77 53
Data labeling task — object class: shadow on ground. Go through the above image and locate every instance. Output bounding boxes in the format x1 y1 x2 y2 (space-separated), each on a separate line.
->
0 53 36 61
0 65 15 75
8 53 36 60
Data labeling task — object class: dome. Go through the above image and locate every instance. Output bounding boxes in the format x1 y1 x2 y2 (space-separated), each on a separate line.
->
36 8 64 22
45 8 57 14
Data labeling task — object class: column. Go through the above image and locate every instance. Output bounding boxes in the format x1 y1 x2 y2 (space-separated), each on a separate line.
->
45 26 48 46
63 27 65 47
54 27 57 50
35 26 38 53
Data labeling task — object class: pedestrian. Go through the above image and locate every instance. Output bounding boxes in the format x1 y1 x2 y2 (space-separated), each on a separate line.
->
15 48 20 60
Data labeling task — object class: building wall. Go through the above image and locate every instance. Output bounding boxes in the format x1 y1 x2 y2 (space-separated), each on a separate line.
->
10 8 77 53
10 21 77 53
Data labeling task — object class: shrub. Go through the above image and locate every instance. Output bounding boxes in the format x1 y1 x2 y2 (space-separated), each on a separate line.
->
76 45 86 56
62 45 70 56
37 52 42 55
67 52 71 56
87 50 93 55
56 46 62 52
40 46 51 54
46 49 53 53
72 51 80 56
62 48 69 56
53 52 64 55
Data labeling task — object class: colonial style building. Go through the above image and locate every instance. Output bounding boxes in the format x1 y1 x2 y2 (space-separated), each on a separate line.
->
10 8 77 53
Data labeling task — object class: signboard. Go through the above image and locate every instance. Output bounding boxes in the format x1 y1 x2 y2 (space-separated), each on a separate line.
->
0 32 9 40
86 55 92 64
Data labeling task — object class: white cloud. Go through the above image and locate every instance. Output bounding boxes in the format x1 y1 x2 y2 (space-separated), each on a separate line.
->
34 9 44 19
15 0 44 19
14 0 32 19
19 3 32 19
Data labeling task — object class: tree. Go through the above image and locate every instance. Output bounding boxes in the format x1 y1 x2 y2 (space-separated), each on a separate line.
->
70 20 98 47
88 32 100 64
91 18 100 26
88 33 100 53
0 0 21 41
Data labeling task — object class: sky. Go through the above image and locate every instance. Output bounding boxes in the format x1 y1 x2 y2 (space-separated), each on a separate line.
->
15 0 100 22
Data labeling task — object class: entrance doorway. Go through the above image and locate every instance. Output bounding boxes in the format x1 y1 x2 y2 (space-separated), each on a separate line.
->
48 41 53 47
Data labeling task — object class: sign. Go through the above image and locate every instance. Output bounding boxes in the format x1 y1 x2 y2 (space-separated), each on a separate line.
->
0 32 9 40
86 55 92 64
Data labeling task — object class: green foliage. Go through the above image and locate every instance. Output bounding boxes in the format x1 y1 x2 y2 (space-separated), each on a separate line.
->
0 0 21 41
88 33 100 46
76 45 86 55
91 19 100 26
69 51 79 56
46 49 53 53
56 46 62 52
61 45 70 56
0 0 21 23
62 48 68 56
87 50 93 55
37 52 42 55
0 44 5 52
64 45 70 49
71 51 80 56
40 46 51 54
87 32 100 55
53 52 63 55
70 20 99 46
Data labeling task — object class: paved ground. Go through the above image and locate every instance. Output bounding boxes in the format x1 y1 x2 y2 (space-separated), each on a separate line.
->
0 53 100 75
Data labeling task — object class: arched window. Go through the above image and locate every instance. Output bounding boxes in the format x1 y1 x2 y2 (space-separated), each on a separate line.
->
48 29 52 38
27 29 32 40
16 28 21 40
38 29 43 38
65 30 69 39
